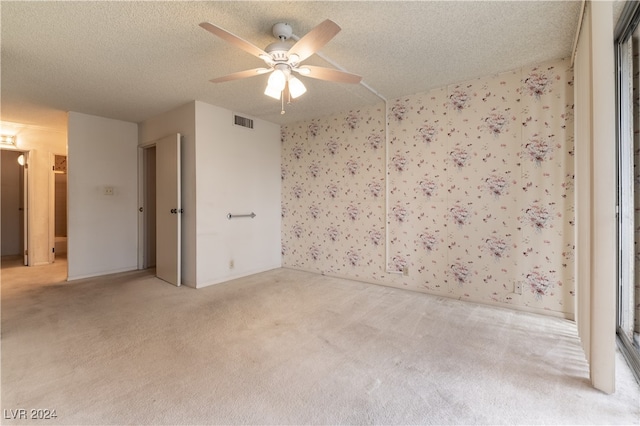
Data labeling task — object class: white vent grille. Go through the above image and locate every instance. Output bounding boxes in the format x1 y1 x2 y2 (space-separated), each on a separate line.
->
234 114 254 129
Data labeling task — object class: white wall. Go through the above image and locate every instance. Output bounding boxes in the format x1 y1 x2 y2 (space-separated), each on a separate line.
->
138 102 197 286
194 101 281 287
138 101 281 288
67 112 138 279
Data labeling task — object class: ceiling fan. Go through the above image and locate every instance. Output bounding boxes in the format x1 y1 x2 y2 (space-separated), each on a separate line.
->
199 19 362 107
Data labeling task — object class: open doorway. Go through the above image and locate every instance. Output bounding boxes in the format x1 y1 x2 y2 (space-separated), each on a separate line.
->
1 149 27 264
142 146 157 269
53 155 67 260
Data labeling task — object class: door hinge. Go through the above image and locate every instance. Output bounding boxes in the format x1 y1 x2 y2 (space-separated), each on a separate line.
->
25 249 28 255
52 247 55 253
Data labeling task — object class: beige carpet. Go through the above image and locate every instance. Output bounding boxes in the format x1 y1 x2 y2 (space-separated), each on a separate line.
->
1 257 639 425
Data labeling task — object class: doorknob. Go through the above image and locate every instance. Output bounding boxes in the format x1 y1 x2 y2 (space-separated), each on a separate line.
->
170 209 177 214
139 207 143 212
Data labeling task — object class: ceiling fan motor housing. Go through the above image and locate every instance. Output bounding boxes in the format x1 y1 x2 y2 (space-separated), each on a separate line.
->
272 22 293 40
265 41 293 62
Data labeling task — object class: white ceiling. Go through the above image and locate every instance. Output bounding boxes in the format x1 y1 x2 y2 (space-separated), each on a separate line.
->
0 1 611 134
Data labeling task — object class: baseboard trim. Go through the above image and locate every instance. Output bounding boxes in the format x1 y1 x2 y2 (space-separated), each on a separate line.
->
67 266 139 281
195 265 282 289
282 266 574 321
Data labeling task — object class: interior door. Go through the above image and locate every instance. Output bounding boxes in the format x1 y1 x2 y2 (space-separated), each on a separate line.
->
155 134 181 286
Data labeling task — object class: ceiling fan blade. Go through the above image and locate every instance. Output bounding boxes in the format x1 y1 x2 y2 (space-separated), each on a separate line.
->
289 19 341 62
200 22 268 59
299 66 362 84
210 68 271 83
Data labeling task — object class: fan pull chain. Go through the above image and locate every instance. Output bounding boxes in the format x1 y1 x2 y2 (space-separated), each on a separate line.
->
281 93 285 115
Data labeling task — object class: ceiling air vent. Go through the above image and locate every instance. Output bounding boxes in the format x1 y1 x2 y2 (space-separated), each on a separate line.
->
234 114 254 129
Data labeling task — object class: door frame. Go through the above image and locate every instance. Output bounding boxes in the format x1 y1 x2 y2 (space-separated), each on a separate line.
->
23 150 31 266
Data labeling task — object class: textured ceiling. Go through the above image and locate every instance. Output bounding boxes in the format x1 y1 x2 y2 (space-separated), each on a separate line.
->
2 1 589 133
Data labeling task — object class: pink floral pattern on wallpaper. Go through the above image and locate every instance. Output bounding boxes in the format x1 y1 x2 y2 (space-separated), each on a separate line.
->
525 268 556 299
392 204 409 223
485 235 509 260
419 231 439 252
449 203 471 227
481 110 510 136
524 70 551 98
308 122 319 138
417 122 438 144
368 180 383 198
281 58 575 316
326 226 339 242
392 152 408 172
450 145 470 168
450 260 472 285
525 134 554 164
418 176 438 198
368 133 383 150
326 138 339 155
369 229 383 246
391 101 408 121
484 173 510 197
449 88 470 111
524 202 552 231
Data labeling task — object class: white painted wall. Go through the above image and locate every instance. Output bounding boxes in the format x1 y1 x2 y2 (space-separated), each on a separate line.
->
67 112 138 279
139 101 281 287
138 102 197 286
194 101 281 287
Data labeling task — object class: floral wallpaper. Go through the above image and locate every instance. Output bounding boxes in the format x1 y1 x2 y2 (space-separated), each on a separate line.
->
281 58 575 317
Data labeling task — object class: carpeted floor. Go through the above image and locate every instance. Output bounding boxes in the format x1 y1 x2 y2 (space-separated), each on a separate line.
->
1 256 639 425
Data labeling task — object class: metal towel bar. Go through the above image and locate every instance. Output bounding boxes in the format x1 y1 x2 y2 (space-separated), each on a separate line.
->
227 212 256 220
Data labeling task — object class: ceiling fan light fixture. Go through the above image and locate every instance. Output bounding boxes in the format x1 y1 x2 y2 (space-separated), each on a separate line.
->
288 76 307 99
265 68 288 99
264 83 282 100
267 69 286 90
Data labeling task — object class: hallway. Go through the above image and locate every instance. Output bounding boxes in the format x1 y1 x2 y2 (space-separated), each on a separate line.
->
1 255 67 294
